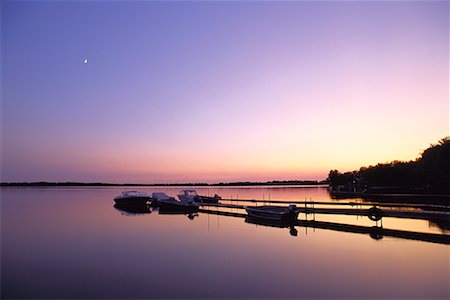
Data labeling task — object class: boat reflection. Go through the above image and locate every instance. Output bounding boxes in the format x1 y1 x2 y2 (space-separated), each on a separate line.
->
113 203 151 216
158 206 199 220
429 219 450 232
245 216 298 237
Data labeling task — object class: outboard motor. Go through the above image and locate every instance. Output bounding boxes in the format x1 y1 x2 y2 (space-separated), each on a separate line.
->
288 204 297 211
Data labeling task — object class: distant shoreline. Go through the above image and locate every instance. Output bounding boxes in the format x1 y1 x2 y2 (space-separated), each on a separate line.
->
0 180 326 187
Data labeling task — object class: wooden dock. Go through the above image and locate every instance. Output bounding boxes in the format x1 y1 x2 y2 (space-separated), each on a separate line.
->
197 208 450 245
295 207 450 221
198 200 450 222
217 198 450 210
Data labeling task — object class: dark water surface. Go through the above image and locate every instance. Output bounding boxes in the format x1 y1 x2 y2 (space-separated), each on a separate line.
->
1 186 448 299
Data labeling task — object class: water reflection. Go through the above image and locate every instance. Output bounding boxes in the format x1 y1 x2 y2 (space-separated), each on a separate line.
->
114 203 450 245
113 203 200 220
245 216 298 237
113 203 151 216
369 226 384 240
244 214 449 243
429 219 450 232
2 187 448 299
158 206 199 220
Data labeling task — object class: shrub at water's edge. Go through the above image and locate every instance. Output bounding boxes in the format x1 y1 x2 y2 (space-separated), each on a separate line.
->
328 137 450 195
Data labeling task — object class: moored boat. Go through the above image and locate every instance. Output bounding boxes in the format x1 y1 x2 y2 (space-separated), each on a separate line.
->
195 194 221 203
178 189 221 203
158 196 200 212
245 204 298 222
113 191 151 205
151 192 175 206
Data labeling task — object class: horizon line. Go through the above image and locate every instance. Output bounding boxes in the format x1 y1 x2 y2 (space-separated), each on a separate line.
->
0 179 328 187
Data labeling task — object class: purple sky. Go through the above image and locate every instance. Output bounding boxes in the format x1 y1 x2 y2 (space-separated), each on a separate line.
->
1 1 449 183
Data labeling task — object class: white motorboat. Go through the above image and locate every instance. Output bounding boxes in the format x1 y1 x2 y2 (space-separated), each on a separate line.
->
158 195 200 211
177 189 198 202
113 191 151 205
151 192 175 206
178 189 221 203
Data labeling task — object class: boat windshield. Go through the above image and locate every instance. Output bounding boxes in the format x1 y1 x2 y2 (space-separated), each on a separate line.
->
123 191 147 196
179 190 198 196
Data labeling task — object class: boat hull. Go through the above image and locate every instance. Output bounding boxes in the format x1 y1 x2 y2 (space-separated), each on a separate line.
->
178 190 222 204
113 196 150 206
245 206 299 222
195 195 221 203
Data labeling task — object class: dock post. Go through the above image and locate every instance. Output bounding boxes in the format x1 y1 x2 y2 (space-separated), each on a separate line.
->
216 205 220 229
312 201 315 221
305 200 308 218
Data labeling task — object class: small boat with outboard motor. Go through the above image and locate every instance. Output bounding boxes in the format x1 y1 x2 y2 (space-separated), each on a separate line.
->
245 204 298 222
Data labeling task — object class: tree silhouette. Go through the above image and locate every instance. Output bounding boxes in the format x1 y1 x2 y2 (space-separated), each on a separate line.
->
328 136 450 194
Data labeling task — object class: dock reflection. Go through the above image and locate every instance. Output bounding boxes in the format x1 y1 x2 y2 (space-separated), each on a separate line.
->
295 219 450 244
112 205 449 244
198 208 450 244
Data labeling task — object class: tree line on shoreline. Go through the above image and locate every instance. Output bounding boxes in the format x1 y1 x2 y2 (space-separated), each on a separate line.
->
328 137 450 194
0 180 325 187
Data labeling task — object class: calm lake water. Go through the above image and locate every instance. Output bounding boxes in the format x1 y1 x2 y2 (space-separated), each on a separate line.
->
1 186 448 299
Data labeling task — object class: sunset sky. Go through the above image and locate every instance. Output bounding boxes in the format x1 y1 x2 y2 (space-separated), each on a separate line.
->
2 1 449 183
